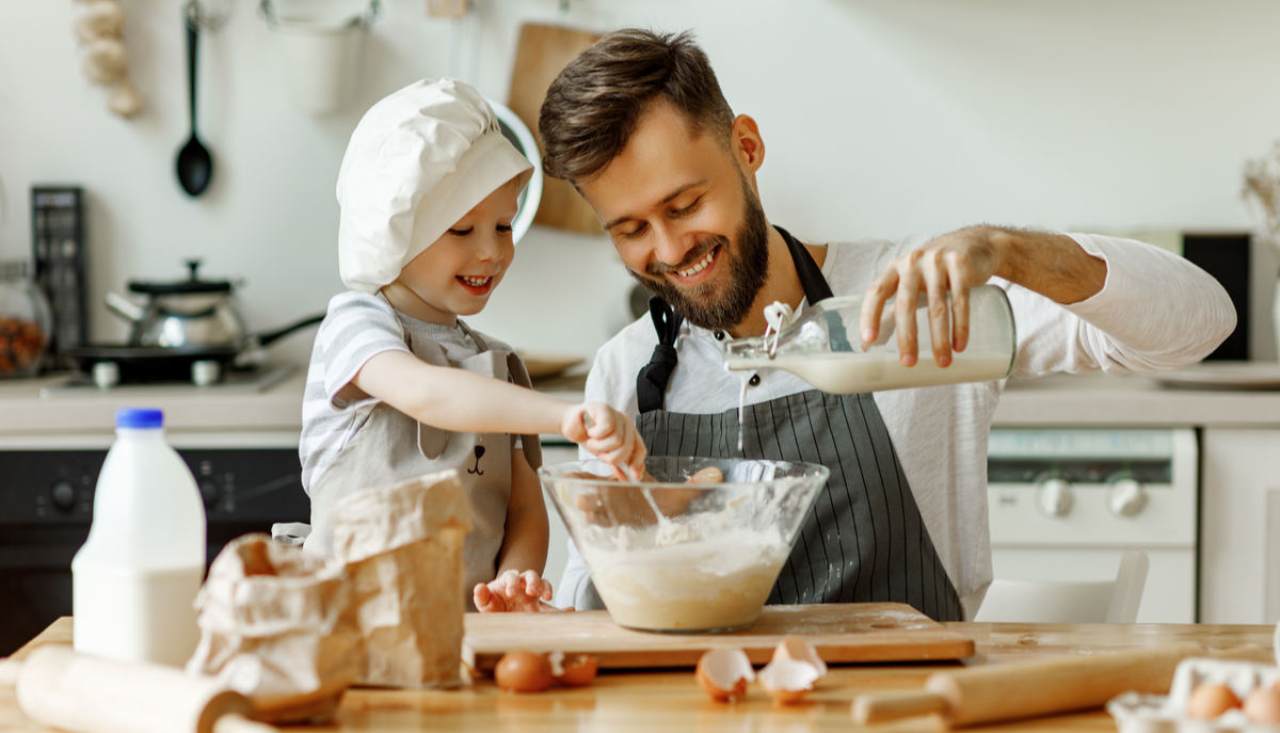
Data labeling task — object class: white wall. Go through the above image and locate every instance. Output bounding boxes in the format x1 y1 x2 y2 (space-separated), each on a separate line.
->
3 0 1279 363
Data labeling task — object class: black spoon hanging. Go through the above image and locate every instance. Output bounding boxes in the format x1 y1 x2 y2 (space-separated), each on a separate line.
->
175 2 213 197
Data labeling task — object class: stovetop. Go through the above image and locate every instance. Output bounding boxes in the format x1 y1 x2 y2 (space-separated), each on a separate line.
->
38 363 297 398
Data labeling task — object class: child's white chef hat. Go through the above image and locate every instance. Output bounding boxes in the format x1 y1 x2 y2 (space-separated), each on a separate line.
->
335 78 533 293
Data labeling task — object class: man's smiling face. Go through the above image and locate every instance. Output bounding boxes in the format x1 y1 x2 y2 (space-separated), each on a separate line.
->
576 99 769 332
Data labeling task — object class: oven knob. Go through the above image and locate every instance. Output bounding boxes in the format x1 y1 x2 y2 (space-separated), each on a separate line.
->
199 481 219 509
1037 478 1073 518
50 481 77 512
1108 478 1147 517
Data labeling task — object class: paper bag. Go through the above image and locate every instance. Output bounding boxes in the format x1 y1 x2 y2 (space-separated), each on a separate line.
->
330 469 472 689
186 534 359 723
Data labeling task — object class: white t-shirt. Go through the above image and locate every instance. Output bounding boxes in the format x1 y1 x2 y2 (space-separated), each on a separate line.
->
298 291 511 493
555 233 1236 616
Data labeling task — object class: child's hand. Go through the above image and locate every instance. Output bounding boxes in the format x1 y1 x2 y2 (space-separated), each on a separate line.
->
473 569 554 613
561 403 647 479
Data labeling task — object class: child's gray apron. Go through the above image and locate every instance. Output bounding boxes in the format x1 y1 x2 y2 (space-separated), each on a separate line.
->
301 316 542 606
626 226 963 621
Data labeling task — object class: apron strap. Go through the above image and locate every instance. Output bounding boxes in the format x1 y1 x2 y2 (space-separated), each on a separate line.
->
456 318 488 352
775 225 834 303
636 296 684 414
637 225 831 413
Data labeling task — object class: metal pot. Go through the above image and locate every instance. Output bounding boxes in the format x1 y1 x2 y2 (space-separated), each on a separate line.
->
104 259 322 353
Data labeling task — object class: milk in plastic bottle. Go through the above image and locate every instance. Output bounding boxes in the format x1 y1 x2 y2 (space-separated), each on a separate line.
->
71 408 206 666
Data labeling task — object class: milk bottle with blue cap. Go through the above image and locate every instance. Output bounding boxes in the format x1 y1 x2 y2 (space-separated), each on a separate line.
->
71 408 206 666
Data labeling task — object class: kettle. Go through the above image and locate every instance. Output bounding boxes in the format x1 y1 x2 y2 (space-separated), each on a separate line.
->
105 259 322 355
105 259 248 349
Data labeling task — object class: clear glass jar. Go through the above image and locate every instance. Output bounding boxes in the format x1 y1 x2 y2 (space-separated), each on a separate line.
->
0 260 53 378
725 284 1016 393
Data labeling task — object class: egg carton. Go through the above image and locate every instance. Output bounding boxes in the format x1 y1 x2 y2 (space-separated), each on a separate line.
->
1108 658 1280 733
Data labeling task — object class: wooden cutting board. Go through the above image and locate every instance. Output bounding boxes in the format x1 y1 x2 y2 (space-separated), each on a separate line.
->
463 603 974 672
505 22 603 235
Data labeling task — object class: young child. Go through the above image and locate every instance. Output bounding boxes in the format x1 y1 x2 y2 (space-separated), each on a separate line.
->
299 79 645 613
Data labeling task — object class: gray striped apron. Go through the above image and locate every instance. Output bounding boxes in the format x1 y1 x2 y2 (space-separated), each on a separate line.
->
634 226 963 621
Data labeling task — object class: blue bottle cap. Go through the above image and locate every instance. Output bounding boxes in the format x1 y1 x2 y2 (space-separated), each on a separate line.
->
116 408 164 429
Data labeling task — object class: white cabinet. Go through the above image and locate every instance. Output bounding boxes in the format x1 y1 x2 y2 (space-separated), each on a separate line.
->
1200 428 1280 624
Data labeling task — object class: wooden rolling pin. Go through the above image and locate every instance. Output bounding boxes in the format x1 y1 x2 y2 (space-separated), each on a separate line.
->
852 642 1266 727
1 645 277 733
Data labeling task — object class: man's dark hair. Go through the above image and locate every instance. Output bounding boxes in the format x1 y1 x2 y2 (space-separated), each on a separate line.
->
539 28 735 183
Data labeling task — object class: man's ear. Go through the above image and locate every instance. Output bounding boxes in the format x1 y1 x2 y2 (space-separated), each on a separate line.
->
731 114 765 173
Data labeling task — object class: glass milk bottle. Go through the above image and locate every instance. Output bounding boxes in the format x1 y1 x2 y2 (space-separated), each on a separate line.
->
72 408 206 666
725 284 1015 393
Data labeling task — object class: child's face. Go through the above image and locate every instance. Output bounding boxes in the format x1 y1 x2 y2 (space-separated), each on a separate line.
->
397 178 522 319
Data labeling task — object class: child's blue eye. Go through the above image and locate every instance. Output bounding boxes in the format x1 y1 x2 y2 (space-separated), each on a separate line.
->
448 227 474 236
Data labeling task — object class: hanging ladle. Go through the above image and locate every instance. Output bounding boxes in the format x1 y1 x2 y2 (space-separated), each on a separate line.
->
175 1 213 197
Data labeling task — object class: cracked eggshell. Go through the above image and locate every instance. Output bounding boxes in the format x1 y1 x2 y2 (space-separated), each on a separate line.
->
549 651 599 687
771 636 828 678
758 657 821 705
696 648 754 703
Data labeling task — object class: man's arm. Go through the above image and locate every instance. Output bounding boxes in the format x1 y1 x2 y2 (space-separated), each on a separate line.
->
859 225 1233 371
988 227 1107 305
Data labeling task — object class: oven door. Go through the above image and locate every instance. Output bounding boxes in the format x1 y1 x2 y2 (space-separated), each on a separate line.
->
0 435 309 656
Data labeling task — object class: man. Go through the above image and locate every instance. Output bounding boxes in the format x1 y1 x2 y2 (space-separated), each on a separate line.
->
538 29 1235 620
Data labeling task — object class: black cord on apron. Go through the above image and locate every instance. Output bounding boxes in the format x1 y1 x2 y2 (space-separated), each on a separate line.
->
636 297 684 414
636 226 827 412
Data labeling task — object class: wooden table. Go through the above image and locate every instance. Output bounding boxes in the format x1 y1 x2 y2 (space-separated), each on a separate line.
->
1 618 1273 732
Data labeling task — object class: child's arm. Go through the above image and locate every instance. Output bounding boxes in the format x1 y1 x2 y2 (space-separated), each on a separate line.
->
496 447 548 581
356 350 646 474
473 448 554 613
355 350 572 436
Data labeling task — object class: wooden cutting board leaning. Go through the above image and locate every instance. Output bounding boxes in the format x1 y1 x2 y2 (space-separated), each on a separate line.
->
505 22 603 235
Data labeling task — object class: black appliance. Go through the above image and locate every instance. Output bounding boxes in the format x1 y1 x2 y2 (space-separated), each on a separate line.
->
0 446 309 656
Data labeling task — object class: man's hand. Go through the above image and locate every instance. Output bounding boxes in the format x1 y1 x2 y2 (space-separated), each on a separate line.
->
859 226 1105 368
561 403 647 479
473 569 554 613
859 226 1002 369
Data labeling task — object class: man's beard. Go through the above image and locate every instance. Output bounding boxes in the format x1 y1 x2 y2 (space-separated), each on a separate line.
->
632 179 769 331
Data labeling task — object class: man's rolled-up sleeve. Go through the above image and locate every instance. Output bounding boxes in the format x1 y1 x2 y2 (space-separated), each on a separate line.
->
1008 233 1237 378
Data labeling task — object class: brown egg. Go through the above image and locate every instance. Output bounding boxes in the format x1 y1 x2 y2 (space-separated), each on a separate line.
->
1186 682 1241 720
1244 684 1280 725
494 651 553 693
687 466 724 484
555 654 599 687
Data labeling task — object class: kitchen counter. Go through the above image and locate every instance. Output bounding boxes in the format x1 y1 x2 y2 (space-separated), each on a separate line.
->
1 617 1274 732
3 367 1280 438
0 370 307 438
995 372 1280 427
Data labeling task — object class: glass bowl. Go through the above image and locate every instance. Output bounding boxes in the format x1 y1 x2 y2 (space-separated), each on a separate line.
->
539 456 829 633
